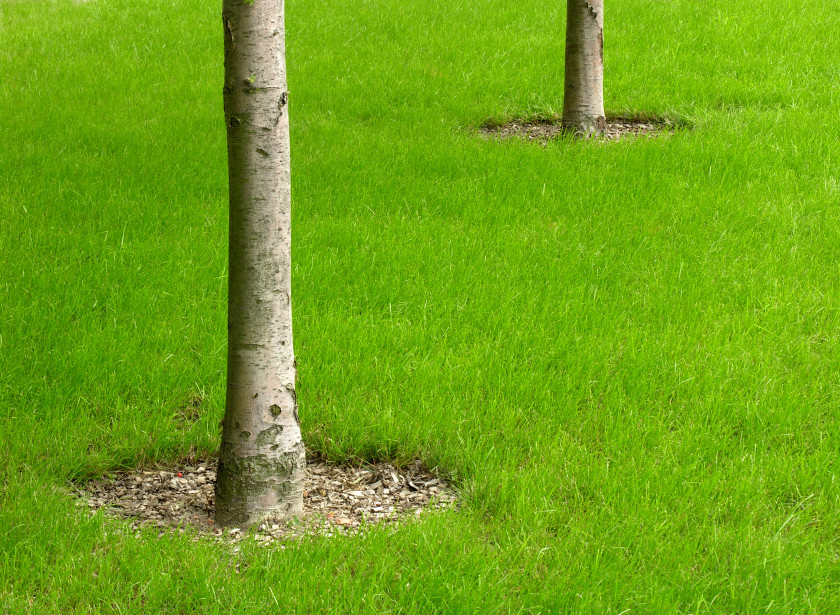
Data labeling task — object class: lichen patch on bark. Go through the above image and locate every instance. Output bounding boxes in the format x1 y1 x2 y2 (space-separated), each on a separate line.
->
255 425 284 446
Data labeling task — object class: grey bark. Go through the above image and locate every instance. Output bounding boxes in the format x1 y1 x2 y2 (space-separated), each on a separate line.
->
215 0 305 528
562 0 605 136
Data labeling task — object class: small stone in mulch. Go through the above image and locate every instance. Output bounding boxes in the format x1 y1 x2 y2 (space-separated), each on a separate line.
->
72 457 457 545
479 117 680 144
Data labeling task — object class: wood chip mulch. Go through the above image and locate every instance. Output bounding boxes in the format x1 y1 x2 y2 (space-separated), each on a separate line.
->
73 458 457 545
479 118 677 143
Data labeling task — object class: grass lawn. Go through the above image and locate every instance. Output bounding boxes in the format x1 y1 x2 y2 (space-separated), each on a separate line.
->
2 0 840 611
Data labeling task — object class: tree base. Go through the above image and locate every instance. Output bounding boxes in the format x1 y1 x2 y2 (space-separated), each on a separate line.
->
214 442 305 528
561 114 606 137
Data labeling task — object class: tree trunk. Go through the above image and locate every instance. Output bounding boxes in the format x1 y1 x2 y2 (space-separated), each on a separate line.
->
562 0 605 136
215 0 305 528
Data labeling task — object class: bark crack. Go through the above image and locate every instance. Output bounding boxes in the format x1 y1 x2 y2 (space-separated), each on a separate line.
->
584 1 597 19
599 31 604 63
260 92 289 128
223 17 234 47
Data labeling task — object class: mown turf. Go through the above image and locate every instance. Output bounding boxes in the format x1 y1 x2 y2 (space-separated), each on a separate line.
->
2 0 840 612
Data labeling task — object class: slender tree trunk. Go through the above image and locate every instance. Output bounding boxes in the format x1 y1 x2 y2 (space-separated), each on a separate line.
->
562 0 605 136
215 0 305 528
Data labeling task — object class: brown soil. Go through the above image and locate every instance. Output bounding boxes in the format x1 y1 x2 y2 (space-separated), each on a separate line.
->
479 117 677 143
73 457 456 544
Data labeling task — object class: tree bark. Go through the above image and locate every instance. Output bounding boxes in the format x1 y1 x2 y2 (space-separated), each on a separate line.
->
215 0 305 528
562 0 605 136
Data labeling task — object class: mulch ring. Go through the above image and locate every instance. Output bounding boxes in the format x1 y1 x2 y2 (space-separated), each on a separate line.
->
479 116 679 144
73 457 457 545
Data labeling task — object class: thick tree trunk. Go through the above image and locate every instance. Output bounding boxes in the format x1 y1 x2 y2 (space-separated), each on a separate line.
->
215 0 305 528
562 0 605 136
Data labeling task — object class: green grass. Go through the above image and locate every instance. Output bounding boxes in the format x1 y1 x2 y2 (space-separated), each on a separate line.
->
2 0 840 612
